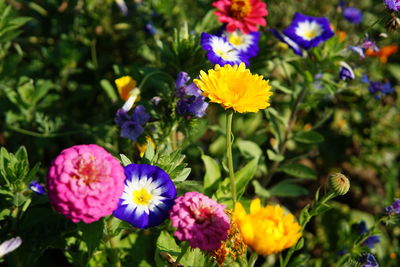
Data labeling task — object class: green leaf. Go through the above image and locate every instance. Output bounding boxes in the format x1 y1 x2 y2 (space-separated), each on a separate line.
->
294 130 324 144
120 154 132 167
237 139 262 159
100 79 118 103
79 219 104 260
172 167 191 182
235 157 259 198
278 163 317 179
266 149 284 162
201 154 221 192
252 180 270 198
269 180 309 197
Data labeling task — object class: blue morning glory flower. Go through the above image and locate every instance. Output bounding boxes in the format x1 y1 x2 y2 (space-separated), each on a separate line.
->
28 181 46 195
339 62 355 81
271 29 304 56
358 221 380 249
361 253 379 267
282 13 334 50
113 164 176 229
222 30 261 58
175 72 208 118
200 32 249 66
343 7 363 24
115 105 150 141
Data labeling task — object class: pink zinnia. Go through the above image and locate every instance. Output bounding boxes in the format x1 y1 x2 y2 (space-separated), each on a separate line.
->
47 144 125 223
169 192 230 251
213 0 268 34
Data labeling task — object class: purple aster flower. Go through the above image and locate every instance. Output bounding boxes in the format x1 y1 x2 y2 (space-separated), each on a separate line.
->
222 30 261 58
339 62 355 81
115 105 150 141
271 29 304 56
28 181 46 195
385 0 400 12
0 237 22 258
116 0 128 16
343 7 363 24
361 75 394 100
200 32 249 66
282 13 334 49
358 221 380 249
361 253 379 267
113 164 177 229
385 199 400 214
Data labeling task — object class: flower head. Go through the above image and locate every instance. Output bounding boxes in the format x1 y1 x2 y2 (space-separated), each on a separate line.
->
113 164 176 229
116 0 128 16
271 29 304 56
385 0 400 12
234 199 301 255
339 64 355 81
47 145 125 223
283 13 334 49
328 173 350 195
343 7 363 24
200 33 249 66
194 63 273 113
365 45 398 63
0 237 22 258
361 75 394 100
213 0 268 34
361 253 379 267
385 199 400 214
223 30 260 58
169 192 230 251
115 105 150 141
115 76 137 101
29 181 46 195
357 221 380 249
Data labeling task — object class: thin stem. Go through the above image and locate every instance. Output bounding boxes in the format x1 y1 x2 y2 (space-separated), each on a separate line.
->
226 109 236 203
174 242 190 267
106 218 121 267
248 251 258 267
170 123 178 151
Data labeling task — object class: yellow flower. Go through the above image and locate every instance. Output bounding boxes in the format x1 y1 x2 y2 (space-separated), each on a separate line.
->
136 136 156 158
115 76 137 101
193 63 273 113
233 199 301 256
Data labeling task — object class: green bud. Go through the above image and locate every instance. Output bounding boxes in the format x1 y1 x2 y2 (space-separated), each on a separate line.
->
328 173 350 196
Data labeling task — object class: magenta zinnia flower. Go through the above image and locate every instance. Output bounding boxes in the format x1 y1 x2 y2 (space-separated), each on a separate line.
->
47 144 125 223
169 192 230 251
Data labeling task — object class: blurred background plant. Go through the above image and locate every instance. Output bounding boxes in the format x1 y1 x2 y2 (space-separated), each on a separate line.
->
0 0 399 266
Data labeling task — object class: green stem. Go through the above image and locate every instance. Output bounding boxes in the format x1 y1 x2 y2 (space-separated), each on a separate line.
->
170 123 178 151
226 109 236 203
174 242 190 267
248 251 258 267
106 218 121 267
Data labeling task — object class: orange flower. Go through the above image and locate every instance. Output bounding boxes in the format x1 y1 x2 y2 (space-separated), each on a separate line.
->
365 45 398 63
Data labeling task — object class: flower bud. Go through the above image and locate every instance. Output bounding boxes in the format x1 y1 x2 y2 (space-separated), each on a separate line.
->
328 173 350 195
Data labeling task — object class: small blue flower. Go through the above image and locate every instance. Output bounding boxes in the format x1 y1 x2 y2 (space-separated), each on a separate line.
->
282 13 334 50
28 181 46 195
385 199 400 214
200 32 249 66
358 221 380 249
361 253 379 267
361 75 393 100
348 45 365 58
339 63 355 81
144 22 157 35
222 30 260 58
115 105 150 141
271 29 304 56
113 164 176 229
343 7 363 24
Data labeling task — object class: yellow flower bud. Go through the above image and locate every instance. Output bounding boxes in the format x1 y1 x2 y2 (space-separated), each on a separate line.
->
328 173 350 196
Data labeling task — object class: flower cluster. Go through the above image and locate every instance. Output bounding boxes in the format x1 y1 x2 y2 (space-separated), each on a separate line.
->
385 0 400 12
175 72 208 118
361 75 394 100
115 105 150 141
234 199 301 255
385 199 400 214
47 144 126 223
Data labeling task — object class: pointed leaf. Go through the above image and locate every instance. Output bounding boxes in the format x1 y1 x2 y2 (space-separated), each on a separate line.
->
278 163 317 179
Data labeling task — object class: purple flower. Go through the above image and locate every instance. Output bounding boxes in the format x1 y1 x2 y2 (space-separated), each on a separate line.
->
271 29 304 56
28 181 46 195
343 7 363 24
0 237 22 258
361 75 393 100
385 199 400 214
282 13 334 49
361 39 379 52
339 63 355 81
361 253 379 267
385 0 400 12
115 105 150 141
358 221 380 249
113 164 176 229
348 45 365 58
200 32 249 66
145 22 157 35
175 72 208 118
116 0 128 16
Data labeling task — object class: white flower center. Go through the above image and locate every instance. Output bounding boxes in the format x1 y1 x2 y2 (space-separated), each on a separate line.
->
227 31 253 51
295 21 323 41
210 36 240 61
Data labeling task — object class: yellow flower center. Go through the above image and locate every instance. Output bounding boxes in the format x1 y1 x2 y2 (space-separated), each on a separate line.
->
230 0 252 19
303 29 318 39
215 49 230 59
228 34 244 46
132 188 153 205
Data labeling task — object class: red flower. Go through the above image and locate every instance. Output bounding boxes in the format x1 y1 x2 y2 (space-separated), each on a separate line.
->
213 0 268 34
